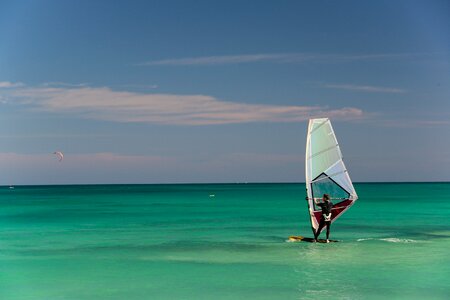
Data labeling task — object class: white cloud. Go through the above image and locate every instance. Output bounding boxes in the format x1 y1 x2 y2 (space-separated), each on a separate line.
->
8 85 363 125
384 119 450 127
138 52 420 66
138 54 298 66
42 82 89 87
0 81 24 88
120 83 159 89
325 84 406 93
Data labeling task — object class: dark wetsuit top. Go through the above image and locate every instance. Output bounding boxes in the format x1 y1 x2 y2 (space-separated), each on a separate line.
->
317 201 333 217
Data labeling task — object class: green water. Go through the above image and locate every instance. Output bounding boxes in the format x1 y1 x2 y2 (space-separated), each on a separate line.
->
0 183 449 299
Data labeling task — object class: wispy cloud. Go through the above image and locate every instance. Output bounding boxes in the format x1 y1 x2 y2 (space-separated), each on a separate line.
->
325 84 406 93
0 152 177 185
364 116 450 128
6 85 363 125
0 152 173 164
0 81 24 88
138 54 297 66
138 52 421 66
0 151 303 185
42 82 89 87
120 83 159 89
417 120 450 126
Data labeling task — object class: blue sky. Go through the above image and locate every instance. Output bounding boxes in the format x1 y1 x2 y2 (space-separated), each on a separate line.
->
1 0 449 184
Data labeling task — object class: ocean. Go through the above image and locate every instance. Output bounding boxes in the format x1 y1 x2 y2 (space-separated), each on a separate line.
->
0 183 449 299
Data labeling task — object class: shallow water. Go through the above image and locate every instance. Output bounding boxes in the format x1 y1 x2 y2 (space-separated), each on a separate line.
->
1 183 449 299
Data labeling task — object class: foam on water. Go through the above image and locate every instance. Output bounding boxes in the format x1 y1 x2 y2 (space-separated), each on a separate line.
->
380 237 417 243
357 237 418 243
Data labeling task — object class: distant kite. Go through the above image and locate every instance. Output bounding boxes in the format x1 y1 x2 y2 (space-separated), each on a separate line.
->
53 151 64 162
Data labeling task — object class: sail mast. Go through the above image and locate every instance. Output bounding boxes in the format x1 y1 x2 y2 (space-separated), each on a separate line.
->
305 119 316 234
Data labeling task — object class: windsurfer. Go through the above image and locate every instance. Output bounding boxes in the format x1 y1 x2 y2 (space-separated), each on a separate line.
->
314 194 333 243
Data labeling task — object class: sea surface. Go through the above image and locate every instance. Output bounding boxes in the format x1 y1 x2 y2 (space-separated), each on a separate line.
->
0 183 449 299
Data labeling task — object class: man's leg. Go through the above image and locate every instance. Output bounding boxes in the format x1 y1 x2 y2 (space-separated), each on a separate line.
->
325 221 331 240
315 219 325 241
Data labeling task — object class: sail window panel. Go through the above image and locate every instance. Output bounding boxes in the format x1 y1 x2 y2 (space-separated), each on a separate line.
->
323 160 356 197
311 174 350 204
327 171 354 198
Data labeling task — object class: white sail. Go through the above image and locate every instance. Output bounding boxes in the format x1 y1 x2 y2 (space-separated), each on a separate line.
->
305 118 358 234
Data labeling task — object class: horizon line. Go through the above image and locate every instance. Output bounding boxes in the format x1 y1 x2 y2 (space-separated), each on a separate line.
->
3 181 449 187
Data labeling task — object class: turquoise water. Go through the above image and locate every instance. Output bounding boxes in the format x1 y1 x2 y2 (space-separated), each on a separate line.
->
0 183 449 299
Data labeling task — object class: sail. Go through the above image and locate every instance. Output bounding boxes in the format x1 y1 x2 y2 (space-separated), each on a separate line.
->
305 118 358 235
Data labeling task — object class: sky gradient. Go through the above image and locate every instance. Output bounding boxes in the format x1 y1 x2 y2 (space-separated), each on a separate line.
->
1 0 450 184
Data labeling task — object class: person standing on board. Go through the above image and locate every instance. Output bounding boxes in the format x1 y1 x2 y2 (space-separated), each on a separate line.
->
314 194 333 243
